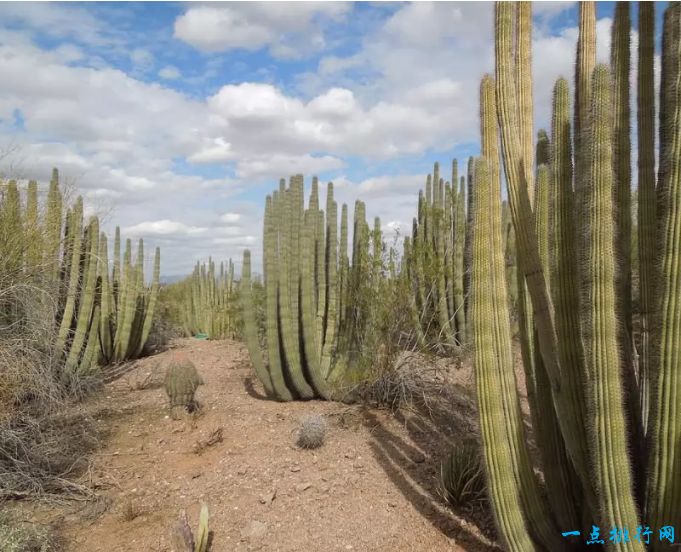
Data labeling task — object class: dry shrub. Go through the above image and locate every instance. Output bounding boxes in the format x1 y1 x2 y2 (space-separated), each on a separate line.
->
0 511 62 552
119 499 143 522
0 265 98 501
335 247 457 413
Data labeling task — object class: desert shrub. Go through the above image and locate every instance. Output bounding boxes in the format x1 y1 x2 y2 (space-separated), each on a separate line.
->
296 414 327 449
334 230 448 411
439 441 486 508
0 178 99 500
0 511 62 552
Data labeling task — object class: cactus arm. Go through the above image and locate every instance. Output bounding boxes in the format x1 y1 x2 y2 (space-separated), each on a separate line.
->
264 195 293 400
583 64 642 549
646 4 681 542
241 249 275 397
321 185 338 377
99 233 113 363
137 246 161 356
56 197 84 354
278 179 314 398
637 2 656 437
472 158 538 552
300 209 330 398
65 217 100 371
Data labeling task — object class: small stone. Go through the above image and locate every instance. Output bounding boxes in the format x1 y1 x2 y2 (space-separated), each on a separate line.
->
290 465 301 473
259 489 277 505
240 520 267 541
295 482 312 493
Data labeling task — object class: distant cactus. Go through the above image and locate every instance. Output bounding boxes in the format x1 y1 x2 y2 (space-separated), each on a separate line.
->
296 414 327 449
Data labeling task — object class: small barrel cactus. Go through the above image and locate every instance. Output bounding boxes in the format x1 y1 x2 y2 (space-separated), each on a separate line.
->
164 354 203 417
296 414 327 449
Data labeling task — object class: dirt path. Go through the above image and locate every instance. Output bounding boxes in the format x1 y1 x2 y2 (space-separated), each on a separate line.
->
30 339 499 551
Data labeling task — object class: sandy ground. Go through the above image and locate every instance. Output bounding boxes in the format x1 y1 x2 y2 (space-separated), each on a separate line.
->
11 338 500 552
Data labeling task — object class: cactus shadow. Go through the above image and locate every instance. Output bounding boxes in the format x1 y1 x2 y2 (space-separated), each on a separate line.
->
242 376 271 401
361 396 500 551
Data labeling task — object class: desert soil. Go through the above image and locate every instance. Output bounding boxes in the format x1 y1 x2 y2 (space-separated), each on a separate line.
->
13 338 500 552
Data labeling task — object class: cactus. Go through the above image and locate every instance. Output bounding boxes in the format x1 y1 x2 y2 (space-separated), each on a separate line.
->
243 176 390 400
65 216 100 373
164 357 202 412
473 3 681 549
296 414 327 449
241 249 275 397
0 170 159 378
646 2 681 542
177 257 238 340
637 2 655 437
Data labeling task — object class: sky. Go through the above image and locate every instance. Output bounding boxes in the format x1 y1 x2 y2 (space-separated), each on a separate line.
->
0 1 666 277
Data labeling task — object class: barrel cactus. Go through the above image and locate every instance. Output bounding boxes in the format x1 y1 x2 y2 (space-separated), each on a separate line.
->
164 356 203 417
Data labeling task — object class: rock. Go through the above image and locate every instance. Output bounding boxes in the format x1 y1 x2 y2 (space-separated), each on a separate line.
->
295 482 312 493
240 520 267 541
259 489 277 505
290 465 301 473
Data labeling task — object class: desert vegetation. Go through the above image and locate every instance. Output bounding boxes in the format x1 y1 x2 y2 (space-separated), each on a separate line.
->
1 1 679 551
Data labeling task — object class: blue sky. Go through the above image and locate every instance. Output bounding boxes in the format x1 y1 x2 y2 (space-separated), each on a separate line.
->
0 1 665 275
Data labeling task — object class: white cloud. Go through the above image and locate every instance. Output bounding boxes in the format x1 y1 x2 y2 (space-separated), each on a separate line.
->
130 48 154 69
188 138 234 164
0 2 651 275
123 220 208 237
158 65 181 80
220 213 241 224
174 3 349 59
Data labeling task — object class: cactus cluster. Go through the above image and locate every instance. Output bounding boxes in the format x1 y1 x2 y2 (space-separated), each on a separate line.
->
0 169 161 373
179 258 239 339
241 176 385 401
402 162 468 348
472 3 681 550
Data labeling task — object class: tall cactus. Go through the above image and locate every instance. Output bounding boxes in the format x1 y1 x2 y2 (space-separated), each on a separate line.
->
476 2 681 549
646 2 681 542
244 176 390 400
637 2 656 437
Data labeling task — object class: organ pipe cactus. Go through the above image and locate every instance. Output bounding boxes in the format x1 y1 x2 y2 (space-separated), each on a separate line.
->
475 2 681 549
0 169 160 374
244 175 388 400
403 159 468 348
178 257 238 340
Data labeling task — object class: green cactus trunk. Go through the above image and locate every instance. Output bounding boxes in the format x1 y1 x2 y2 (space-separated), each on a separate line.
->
241 249 275 397
637 2 656 439
582 64 642 549
646 3 681 543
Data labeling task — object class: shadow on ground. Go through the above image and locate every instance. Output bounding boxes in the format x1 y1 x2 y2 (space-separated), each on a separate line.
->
360 382 500 551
